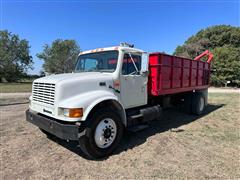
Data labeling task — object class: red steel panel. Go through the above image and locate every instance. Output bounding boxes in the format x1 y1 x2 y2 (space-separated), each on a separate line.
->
182 68 190 87
148 52 211 96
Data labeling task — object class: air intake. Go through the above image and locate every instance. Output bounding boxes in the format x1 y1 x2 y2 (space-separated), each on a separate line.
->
32 82 55 105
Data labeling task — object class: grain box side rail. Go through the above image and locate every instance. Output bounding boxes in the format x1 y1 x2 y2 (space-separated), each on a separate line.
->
148 52 213 96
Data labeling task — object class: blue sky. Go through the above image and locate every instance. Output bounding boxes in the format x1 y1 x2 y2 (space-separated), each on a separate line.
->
1 0 239 74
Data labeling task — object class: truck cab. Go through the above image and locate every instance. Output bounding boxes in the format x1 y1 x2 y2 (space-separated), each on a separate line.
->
26 43 157 158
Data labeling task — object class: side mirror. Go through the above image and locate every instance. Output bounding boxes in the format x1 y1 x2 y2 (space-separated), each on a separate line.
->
141 52 149 76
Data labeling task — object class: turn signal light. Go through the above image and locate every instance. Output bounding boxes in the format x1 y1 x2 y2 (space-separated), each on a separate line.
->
69 108 83 118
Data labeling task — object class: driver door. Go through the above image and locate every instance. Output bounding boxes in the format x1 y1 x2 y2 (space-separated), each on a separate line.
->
120 53 148 108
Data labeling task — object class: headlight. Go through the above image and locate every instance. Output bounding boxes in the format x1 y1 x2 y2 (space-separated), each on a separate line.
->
63 109 70 116
61 108 83 118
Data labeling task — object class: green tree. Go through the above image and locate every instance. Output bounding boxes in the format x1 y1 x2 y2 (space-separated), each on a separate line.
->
211 47 240 86
0 30 33 82
174 25 240 87
37 39 80 74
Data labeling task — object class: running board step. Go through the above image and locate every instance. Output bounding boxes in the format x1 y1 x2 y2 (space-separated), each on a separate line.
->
129 114 143 119
127 124 149 132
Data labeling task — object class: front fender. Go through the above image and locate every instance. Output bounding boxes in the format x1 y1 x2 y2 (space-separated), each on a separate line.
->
58 90 125 122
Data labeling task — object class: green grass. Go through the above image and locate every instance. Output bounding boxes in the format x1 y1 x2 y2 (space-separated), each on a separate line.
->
0 83 32 93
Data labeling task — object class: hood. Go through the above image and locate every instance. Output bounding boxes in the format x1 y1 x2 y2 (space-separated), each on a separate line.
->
33 72 115 103
34 72 112 84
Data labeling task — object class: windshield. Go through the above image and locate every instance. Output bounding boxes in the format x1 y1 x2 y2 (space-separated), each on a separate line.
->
75 50 119 73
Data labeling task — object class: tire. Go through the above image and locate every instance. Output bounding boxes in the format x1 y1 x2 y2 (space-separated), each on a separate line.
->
39 128 54 138
79 109 124 159
191 93 205 115
183 93 192 114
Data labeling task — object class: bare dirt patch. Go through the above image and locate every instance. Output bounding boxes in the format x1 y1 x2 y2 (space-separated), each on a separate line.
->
0 93 30 106
1 93 239 179
208 87 240 93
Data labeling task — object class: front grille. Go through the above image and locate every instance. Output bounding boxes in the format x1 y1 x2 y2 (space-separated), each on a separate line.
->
32 82 55 105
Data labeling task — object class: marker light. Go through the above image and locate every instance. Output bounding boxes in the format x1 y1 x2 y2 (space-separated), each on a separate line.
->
63 108 83 118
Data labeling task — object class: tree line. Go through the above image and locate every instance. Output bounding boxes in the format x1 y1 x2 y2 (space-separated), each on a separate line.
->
0 25 239 86
174 25 240 87
0 30 80 82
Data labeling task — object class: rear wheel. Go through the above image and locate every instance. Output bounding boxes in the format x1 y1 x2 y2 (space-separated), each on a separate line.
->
79 109 124 159
183 93 192 113
192 93 205 115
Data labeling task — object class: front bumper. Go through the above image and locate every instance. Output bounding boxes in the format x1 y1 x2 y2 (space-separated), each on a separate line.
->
26 109 84 140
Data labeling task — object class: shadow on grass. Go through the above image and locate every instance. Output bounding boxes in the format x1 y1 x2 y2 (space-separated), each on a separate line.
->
47 103 224 160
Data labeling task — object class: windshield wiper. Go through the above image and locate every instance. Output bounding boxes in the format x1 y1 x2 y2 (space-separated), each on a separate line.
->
75 69 113 73
98 69 114 72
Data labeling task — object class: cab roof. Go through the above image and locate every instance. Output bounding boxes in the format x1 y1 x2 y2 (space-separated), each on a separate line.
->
79 46 145 56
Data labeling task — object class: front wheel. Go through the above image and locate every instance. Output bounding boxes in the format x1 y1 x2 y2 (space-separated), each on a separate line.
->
79 109 124 159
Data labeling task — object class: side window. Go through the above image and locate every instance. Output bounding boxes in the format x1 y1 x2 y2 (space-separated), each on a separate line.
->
122 54 141 75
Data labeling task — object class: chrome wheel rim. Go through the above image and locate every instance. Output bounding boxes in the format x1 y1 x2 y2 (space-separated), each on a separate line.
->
94 118 117 148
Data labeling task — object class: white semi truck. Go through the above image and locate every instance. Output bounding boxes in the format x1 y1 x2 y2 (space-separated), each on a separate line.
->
26 43 212 158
